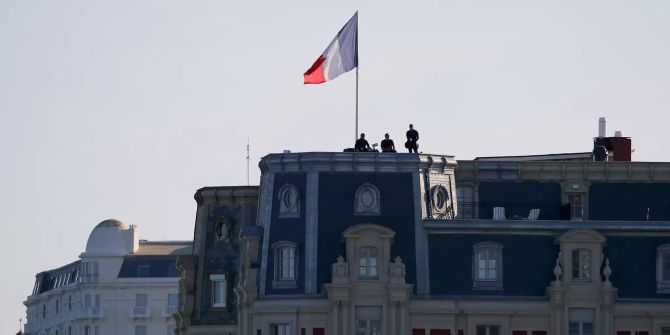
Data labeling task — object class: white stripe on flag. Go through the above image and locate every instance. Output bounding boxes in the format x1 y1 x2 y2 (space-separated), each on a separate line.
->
323 39 345 81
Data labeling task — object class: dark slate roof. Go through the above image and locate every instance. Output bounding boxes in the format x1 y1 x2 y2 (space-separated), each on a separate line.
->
117 255 181 278
32 260 81 295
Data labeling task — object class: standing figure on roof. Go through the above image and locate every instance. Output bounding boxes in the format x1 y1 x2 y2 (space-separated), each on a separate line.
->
405 124 419 153
381 133 396 153
355 133 371 152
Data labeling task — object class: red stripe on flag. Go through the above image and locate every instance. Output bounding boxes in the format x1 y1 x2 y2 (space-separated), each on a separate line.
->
304 55 326 84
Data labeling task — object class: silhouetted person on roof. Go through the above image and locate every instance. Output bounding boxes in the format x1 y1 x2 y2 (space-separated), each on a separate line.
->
355 133 371 152
405 124 419 153
381 133 396 153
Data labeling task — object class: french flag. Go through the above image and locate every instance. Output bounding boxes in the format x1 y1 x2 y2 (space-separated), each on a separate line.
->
304 12 358 84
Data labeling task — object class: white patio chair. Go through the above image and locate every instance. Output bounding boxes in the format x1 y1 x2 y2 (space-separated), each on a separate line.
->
493 207 506 220
526 208 540 220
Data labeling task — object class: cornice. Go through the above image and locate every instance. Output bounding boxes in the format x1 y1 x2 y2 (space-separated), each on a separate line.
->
259 152 457 174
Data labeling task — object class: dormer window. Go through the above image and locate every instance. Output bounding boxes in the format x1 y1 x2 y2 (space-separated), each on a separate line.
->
473 242 503 290
572 249 592 282
273 241 298 288
137 265 150 277
358 246 379 279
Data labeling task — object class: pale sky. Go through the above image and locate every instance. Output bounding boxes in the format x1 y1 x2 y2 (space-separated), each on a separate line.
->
1 0 669 332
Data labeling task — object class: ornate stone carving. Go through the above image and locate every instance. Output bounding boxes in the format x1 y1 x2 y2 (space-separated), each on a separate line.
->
430 185 454 219
603 258 612 287
582 251 592 280
278 184 300 218
390 256 406 284
331 255 349 283
552 256 562 287
354 183 380 215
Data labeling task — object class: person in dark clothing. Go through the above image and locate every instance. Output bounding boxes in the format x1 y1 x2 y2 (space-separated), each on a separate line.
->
381 133 396 153
405 124 419 153
355 133 371 152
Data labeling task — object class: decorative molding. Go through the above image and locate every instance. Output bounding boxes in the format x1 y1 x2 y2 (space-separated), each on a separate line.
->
277 183 300 218
354 183 381 216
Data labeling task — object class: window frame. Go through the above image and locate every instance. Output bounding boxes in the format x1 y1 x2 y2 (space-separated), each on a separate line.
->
657 245 670 293
456 184 475 219
472 242 503 290
476 325 501 335
210 274 227 308
358 246 379 280
572 248 592 282
271 323 291 335
272 241 298 289
569 308 595 335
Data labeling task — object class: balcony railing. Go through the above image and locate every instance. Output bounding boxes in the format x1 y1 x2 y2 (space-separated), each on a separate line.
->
454 202 572 221
79 306 104 319
162 305 178 317
130 306 151 318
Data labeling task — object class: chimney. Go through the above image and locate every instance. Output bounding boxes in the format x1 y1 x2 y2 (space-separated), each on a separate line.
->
593 118 632 162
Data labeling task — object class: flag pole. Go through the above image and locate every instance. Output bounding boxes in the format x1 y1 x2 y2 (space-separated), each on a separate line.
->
355 67 359 142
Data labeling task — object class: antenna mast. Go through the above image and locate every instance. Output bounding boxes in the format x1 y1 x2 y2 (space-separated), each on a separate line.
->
246 139 250 186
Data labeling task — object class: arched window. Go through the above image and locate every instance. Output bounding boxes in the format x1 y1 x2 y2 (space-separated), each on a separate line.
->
355 183 380 216
473 242 503 290
272 241 298 288
278 184 300 218
572 248 592 282
358 246 379 279
657 245 670 292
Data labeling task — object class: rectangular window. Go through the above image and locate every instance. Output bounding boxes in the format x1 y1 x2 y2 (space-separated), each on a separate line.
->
572 249 592 281
456 186 475 219
135 293 148 307
167 293 179 307
662 328 670 335
476 326 500 335
359 247 379 279
210 274 227 308
280 248 295 280
137 265 151 277
135 325 147 335
82 262 99 283
567 193 585 219
271 324 290 335
94 326 99 335
355 306 382 335
569 308 594 335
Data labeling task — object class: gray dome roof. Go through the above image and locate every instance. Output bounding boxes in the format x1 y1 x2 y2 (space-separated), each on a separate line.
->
83 219 133 256
95 219 127 229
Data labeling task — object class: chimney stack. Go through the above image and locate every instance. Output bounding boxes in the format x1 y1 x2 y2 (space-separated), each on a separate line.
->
593 117 632 162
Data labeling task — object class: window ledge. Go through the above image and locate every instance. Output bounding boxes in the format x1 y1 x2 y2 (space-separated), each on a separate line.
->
272 280 297 289
473 281 503 291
